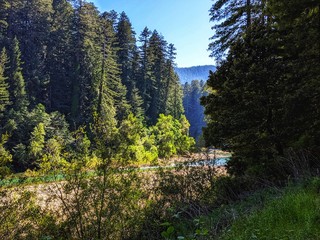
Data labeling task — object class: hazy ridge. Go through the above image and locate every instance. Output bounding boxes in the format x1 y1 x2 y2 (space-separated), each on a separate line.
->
175 65 216 84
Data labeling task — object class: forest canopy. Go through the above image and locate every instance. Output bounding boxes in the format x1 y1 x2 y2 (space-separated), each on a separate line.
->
202 0 320 180
0 0 194 174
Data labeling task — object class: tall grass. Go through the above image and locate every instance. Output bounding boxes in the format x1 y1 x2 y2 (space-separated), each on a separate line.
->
222 179 320 240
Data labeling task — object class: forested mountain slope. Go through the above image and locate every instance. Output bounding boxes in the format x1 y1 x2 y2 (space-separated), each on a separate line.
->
183 80 206 142
175 65 216 84
175 65 215 142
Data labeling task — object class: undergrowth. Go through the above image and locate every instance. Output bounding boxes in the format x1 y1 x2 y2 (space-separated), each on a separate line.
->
160 177 320 240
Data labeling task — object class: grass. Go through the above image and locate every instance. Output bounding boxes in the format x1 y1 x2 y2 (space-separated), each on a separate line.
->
0 173 66 188
165 187 282 239
221 178 320 240
163 178 320 240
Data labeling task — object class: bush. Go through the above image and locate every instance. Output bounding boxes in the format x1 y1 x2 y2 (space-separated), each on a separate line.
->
152 114 195 159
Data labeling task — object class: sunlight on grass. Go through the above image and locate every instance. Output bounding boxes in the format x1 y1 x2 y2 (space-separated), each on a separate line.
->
222 180 320 240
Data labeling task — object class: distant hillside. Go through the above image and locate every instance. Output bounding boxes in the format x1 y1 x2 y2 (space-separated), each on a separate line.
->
178 65 216 142
175 65 216 84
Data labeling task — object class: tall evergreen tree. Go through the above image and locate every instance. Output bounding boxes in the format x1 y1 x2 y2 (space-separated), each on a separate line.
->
0 47 9 119
46 0 74 114
0 0 9 46
202 22 294 180
163 44 184 118
268 0 320 149
70 1 101 125
129 46 143 111
163 44 175 112
98 10 129 124
116 12 136 101
147 30 167 123
183 82 191 117
0 0 18 43
130 86 144 118
137 27 153 117
11 0 53 107
209 0 263 59
165 68 184 119
8 37 28 112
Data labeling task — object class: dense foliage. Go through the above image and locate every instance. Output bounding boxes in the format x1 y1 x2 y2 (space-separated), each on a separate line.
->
0 0 193 174
0 0 319 239
0 2 196 237
202 0 320 181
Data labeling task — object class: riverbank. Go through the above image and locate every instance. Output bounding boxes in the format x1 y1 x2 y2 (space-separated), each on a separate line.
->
152 149 231 167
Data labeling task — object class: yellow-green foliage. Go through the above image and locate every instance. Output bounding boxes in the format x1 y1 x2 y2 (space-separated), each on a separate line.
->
117 113 158 164
29 122 45 160
39 138 69 173
142 133 159 163
111 113 194 164
0 134 12 178
152 114 195 158
0 48 10 116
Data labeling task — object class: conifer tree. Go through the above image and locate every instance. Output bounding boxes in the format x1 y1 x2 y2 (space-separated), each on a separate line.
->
209 0 263 59
8 37 28 112
147 30 167 123
0 0 17 44
268 0 320 150
163 43 175 112
165 69 184 119
202 23 288 179
70 1 101 124
11 0 53 107
129 47 142 110
99 11 129 123
0 48 10 119
163 44 184 119
129 86 144 118
94 12 117 128
47 0 74 114
0 0 9 45
138 27 153 116
29 122 46 162
116 12 136 101
183 82 191 117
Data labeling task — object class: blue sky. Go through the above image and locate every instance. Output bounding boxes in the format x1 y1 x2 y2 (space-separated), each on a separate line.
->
90 0 214 68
